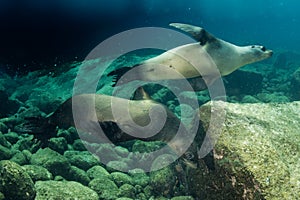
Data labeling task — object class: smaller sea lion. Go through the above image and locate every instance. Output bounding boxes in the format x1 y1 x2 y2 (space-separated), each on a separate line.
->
16 88 201 168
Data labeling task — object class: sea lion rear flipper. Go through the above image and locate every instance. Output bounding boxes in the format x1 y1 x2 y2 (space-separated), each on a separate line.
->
132 87 152 100
169 23 216 45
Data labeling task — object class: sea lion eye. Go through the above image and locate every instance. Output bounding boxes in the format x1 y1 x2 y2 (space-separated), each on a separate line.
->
261 46 266 51
251 45 255 48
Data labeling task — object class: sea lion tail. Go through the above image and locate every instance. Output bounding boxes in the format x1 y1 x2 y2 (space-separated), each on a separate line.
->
108 66 133 86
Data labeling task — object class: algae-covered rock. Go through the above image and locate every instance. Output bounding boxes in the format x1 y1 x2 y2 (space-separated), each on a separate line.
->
96 143 121 163
110 172 133 187
132 140 165 153
0 192 4 200
118 183 136 198
106 160 129 172
35 180 98 200
48 137 68 154
13 137 38 153
171 196 194 200
0 132 12 148
0 160 36 200
87 165 110 179
291 67 300 99
64 150 99 170
0 144 13 160
57 128 78 145
22 165 53 182
10 151 28 165
0 122 8 133
149 154 177 196
3 131 19 144
30 147 71 177
256 92 290 102
114 146 130 157
128 168 149 187
67 166 90 186
89 178 119 200
193 101 300 200
72 138 86 150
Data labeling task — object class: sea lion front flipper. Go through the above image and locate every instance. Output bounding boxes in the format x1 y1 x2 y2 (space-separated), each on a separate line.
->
107 66 133 86
169 23 216 45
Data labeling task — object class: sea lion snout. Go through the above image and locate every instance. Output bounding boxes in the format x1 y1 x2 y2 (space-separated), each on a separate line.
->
260 46 273 56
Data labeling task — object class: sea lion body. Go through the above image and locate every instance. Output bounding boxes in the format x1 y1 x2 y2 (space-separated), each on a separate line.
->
109 23 273 87
19 93 199 165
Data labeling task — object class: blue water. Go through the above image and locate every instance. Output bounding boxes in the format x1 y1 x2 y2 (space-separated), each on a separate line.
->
0 0 299 72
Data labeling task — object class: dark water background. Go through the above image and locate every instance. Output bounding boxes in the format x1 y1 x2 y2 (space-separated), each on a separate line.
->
0 0 299 73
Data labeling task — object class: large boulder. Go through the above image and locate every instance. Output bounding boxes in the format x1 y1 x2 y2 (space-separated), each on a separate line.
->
189 101 300 200
0 160 36 200
35 180 98 200
30 148 71 177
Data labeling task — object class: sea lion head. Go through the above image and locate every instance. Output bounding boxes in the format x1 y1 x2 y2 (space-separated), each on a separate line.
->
240 45 273 64
169 23 273 76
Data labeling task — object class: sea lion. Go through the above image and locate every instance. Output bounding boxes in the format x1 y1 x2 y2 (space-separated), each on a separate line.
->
108 23 273 88
16 88 201 167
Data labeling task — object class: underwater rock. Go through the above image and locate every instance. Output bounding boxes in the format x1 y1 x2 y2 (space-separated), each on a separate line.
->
0 144 13 160
128 168 149 187
171 196 194 200
106 160 129 172
35 180 98 200
26 91 63 114
56 128 76 145
291 67 300 99
3 131 19 144
118 184 136 198
0 90 20 118
110 172 133 187
13 136 39 153
194 101 300 200
114 146 130 157
66 166 90 186
241 95 261 103
0 133 11 148
149 154 177 197
72 138 86 151
30 148 71 177
10 151 28 165
22 165 53 182
0 192 4 200
0 160 36 200
96 143 121 163
132 140 165 153
0 122 8 133
64 150 99 171
256 92 290 102
135 192 147 200
87 165 110 180
48 137 68 154
88 178 119 200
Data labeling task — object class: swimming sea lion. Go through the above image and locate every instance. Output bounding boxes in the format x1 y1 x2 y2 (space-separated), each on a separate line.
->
108 23 273 88
16 88 200 167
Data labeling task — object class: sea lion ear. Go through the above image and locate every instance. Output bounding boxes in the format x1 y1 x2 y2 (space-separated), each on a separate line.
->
169 23 215 45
